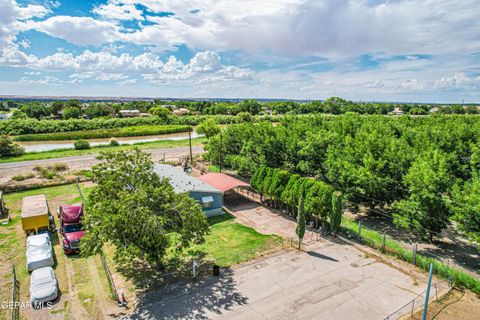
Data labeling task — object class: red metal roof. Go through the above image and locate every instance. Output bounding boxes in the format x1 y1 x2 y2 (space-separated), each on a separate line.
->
197 173 249 193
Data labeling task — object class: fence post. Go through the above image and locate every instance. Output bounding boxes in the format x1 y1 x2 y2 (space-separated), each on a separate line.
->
192 259 196 278
11 266 16 320
357 221 362 240
411 299 415 316
382 232 386 253
413 243 417 266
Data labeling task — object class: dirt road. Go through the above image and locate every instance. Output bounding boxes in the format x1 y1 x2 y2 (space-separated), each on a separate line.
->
0 146 204 183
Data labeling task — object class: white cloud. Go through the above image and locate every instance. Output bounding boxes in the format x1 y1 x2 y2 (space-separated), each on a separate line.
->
86 0 480 58
93 2 143 21
27 16 120 46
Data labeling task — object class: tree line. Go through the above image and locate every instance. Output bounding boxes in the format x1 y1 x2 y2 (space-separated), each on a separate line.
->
0 114 280 135
205 114 480 243
250 166 343 235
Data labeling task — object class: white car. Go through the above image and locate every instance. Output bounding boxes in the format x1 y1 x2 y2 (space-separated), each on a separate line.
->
26 233 54 272
30 267 58 306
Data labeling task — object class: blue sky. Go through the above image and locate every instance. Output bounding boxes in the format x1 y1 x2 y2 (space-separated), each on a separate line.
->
0 0 479 102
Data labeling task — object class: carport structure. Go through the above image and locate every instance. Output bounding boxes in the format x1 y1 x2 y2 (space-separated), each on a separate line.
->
197 172 249 193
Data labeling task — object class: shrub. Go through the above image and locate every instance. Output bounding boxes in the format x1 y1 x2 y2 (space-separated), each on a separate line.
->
63 107 82 119
52 163 68 171
74 139 90 150
0 135 24 158
109 138 120 146
11 173 35 181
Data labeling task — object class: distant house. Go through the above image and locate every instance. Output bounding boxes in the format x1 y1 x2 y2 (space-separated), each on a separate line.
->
430 107 439 113
154 164 223 217
390 107 404 116
173 108 190 116
0 113 11 120
118 109 140 117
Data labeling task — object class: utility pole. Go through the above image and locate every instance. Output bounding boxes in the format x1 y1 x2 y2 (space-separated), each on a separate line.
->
189 131 193 165
422 263 434 320
219 130 223 173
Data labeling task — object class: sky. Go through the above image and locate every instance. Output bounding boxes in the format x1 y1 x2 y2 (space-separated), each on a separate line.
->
0 0 479 102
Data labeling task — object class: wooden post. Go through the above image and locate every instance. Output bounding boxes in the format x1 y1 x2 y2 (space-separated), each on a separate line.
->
357 221 362 240
413 243 417 265
382 232 386 253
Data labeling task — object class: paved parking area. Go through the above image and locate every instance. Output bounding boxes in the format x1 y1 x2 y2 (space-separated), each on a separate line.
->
127 241 425 320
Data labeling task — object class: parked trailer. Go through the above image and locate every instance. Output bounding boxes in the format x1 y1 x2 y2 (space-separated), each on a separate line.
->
21 195 52 235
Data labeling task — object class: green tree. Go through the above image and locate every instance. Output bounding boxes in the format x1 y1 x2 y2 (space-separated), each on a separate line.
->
305 181 333 230
10 110 28 119
0 135 24 157
63 107 82 119
196 118 221 138
84 104 114 118
149 106 172 122
393 151 453 242
81 149 209 266
239 100 261 115
51 101 64 114
267 169 290 208
450 176 480 243
296 196 306 250
330 192 343 236
20 104 53 119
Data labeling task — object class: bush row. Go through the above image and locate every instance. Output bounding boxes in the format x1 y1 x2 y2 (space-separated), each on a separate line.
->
250 166 343 232
13 125 192 141
0 114 282 135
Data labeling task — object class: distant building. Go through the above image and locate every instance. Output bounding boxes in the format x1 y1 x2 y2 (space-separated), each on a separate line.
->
430 107 439 113
390 107 404 116
160 104 177 109
173 108 190 116
0 113 11 120
118 109 140 117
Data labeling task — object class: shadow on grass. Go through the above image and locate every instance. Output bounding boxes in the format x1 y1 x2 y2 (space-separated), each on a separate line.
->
207 213 234 226
126 268 248 320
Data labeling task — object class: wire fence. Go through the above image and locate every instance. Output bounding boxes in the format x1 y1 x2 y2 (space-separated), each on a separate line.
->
384 280 451 320
10 266 19 320
99 250 119 303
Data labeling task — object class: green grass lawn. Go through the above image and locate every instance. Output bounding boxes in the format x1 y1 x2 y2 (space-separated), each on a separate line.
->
191 213 282 266
14 124 192 141
1 136 206 163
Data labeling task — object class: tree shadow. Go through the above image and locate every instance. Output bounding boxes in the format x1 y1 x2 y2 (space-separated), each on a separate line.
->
347 208 480 272
126 268 248 320
305 251 339 262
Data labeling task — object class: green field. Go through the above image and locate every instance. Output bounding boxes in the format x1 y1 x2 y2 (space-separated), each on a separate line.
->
0 136 206 163
13 124 192 141
190 213 282 266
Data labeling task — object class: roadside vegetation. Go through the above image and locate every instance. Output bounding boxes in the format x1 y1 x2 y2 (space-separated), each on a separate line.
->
13 125 192 141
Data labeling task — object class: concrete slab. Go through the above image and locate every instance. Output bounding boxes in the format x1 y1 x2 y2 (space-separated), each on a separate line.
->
125 242 425 320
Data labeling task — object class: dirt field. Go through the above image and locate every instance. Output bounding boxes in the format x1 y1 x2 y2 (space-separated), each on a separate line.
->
409 289 480 320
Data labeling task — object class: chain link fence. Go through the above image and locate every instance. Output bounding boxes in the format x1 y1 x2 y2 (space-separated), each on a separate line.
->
384 280 451 320
10 266 19 320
